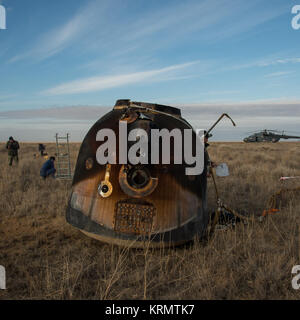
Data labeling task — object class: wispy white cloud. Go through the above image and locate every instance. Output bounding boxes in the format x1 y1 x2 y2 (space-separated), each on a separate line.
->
264 71 295 78
8 0 290 64
197 90 241 96
42 61 200 95
0 93 17 102
9 0 108 63
117 0 288 49
222 56 300 72
1 99 300 142
258 57 300 67
2 98 300 120
204 0 289 42
181 98 300 107
0 105 111 120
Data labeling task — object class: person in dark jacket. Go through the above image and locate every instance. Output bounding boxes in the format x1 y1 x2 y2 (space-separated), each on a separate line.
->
40 156 56 179
6 136 20 166
38 144 46 156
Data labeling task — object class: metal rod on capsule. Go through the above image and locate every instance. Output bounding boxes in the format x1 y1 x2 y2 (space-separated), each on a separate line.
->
206 113 236 137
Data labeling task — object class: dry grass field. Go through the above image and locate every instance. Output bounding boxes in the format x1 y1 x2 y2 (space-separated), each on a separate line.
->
0 141 299 300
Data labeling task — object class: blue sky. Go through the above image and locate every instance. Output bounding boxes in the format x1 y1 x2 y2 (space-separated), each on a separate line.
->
0 0 300 141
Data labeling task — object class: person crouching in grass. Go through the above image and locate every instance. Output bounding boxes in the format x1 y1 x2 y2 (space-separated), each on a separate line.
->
40 156 56 179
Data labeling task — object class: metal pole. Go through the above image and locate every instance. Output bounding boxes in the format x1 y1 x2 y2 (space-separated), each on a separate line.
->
55 133 61 177
67 133 71 178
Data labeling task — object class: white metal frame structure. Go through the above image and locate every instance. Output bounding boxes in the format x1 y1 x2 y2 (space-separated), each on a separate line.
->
55 133 72 180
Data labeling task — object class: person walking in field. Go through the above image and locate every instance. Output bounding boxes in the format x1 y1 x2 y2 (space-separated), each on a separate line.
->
40 156 56 179
6 136 20 166
38 143 46 156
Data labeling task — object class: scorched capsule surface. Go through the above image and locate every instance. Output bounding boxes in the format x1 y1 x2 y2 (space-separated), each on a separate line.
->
66 99 208 247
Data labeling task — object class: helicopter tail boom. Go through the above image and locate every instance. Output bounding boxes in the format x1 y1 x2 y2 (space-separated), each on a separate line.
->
279 135 300 140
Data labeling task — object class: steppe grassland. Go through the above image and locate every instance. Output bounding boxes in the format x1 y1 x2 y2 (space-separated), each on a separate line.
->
0 142 299 299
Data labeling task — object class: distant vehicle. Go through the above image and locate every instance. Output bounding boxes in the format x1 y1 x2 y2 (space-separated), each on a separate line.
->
243 129 300 143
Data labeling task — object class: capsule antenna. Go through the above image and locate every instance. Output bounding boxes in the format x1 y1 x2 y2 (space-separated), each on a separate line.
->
206 113 236 137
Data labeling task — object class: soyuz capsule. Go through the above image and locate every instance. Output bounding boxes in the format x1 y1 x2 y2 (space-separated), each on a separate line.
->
66 99 209 248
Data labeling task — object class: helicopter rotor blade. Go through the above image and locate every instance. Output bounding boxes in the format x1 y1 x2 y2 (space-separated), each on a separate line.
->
283 130 300 135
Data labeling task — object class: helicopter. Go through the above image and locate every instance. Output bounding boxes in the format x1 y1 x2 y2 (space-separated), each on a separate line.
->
243 129 300 143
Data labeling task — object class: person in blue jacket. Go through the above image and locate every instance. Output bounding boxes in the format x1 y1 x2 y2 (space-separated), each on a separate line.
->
40 156 56 179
